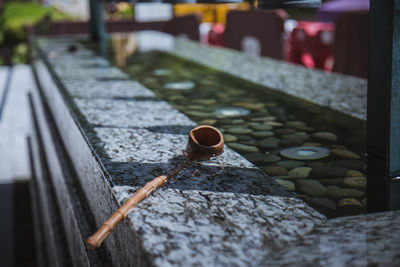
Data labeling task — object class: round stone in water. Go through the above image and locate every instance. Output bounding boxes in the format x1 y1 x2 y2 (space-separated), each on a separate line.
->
154 69 172 76
280 146 330 160
164 81 195 90
298 150 316 156
214 107 250 118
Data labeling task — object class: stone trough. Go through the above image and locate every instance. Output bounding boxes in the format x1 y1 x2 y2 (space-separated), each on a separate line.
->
28 32 400 266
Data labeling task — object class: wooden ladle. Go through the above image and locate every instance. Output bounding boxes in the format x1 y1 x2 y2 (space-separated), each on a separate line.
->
86 125 224 249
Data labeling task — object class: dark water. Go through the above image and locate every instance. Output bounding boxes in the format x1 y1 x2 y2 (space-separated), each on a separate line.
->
88 40 367 218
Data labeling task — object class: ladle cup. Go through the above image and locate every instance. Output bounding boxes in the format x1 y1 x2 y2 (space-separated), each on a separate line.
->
87 125 224 249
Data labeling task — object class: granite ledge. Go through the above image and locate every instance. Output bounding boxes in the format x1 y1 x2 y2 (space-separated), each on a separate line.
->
32 35 398 267
266 210 400 266
171 36 367 120
35 36 327 266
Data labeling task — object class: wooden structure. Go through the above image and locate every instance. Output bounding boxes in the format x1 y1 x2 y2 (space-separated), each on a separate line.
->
224 10 288 60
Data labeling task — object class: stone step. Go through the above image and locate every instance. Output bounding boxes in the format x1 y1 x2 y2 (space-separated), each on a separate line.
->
0 65 31 183
29 69 113 266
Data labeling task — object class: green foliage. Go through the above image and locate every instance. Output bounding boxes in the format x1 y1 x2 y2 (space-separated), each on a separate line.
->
12 43 28 64
0 2 72 45
118 4 134 19
0 2 73 65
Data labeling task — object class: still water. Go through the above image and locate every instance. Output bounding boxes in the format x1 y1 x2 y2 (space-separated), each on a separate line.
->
86 34 366 218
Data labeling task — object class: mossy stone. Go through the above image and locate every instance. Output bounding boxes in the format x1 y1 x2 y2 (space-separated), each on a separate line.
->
342 177 366 189
331 148 361 159
261 166 288 176
228 143 258 153
223 134 238 142
288 167 312 179
276 160 305 170
296 179 326 197
310 166 347 179
325 186 365 200
275 179 295 191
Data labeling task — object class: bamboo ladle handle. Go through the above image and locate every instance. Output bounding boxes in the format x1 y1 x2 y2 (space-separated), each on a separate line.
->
87 125 224 250
87 174 169 249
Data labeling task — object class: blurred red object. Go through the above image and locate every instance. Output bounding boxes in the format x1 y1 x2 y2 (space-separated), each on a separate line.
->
288 21 335 71
208 23 225 46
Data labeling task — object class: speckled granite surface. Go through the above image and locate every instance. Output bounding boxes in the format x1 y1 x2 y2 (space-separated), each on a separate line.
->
266 210 400 266
171 36 367 120
34 37 328 266
32 33 399 266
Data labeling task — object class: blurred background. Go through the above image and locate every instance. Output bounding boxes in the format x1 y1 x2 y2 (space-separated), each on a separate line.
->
0 0 369 266
0 0 368 77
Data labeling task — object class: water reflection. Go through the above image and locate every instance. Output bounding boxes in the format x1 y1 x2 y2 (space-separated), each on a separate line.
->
214 107 251 117
164 81 195 90
110 33 137 67
108 31 175 67
89 35 367 219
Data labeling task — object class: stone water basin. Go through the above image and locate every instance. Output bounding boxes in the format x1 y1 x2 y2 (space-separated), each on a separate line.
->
85 31 367 218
